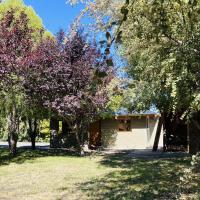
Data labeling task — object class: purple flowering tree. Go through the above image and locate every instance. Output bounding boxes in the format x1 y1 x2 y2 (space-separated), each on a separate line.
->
24 30 112 154
0 10 35 155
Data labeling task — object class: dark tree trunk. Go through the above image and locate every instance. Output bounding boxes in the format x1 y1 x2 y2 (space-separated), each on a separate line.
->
9 133 17 156
31 135 36 149
189 117 200 154
74 121 84 156
61 117 87 154
62 120 79 148
153 113 164 151
62 120 69 136
28 118 38 150
32 119 38 149
75 133 84 156
80 120 88 146
8 108 18 156
162 111 188 151
50 117 59 148
191 119 200 131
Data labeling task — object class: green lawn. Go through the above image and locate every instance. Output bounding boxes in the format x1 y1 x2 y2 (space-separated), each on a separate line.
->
0 148 199 200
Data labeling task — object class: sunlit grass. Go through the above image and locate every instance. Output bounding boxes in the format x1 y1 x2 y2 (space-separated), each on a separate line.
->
0 148 199 200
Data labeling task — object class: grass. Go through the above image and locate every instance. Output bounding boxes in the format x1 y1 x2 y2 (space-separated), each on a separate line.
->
0 148 199 200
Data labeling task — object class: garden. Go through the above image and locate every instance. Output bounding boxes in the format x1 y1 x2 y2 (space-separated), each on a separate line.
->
0 0 200 199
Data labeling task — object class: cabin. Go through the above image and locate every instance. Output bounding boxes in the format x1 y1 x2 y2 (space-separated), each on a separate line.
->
89 114 163 150
49 112 200 153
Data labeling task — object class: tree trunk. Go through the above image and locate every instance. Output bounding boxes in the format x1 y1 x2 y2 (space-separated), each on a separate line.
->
62 120 69 136
33 119 38 149
189 119 200 154
28 118 38 150
74 121 84 156
50 117 59 148
31 135 36 149
192 119 200 131
9 133 17 156
153 113 164 151
8 108 18 156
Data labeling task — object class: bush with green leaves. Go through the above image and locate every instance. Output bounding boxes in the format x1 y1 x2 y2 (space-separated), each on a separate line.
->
178 153 200 199
191 152 200 173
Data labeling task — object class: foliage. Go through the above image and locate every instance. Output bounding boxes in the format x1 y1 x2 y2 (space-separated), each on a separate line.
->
191 152 200 173
119 0 200 116
103 77 124 115
24 30 110 119
39 120 50 135
102 76 156 117
0 7 51 154
0 0 52 39
0 117 7 140
0 9 34 117
0 2 112 152
23 29 112 151
70 0 200 119
37 120 64 142
178 152 200 199
0 9 35 154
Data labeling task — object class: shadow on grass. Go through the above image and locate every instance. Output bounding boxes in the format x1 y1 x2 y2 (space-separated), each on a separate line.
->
99 150 190 168
76 151 196 200
0 147 79 166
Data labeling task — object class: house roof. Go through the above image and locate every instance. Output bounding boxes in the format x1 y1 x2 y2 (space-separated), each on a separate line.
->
113 113 161 119
112 108 160 118
115 113 160 117
114 107 159 115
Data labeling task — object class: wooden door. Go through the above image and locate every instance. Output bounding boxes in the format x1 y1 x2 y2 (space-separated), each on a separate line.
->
89 121 101 149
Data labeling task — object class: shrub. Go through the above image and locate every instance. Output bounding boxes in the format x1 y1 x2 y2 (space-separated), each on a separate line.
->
191 152 200 173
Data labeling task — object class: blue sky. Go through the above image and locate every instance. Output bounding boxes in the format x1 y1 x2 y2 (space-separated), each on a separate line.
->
24 0 85 34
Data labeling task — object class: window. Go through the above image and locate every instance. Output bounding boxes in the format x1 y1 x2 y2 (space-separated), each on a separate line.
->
118 120 131 131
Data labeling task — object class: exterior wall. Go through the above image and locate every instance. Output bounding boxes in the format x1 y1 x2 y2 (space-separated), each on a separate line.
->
147 117 163 149
130 117 147 149
101 119 118 148
101 116 163 150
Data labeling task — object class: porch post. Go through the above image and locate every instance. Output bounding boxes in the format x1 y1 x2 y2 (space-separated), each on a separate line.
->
187 120 190 153
153 114 163 151
146 116 150 148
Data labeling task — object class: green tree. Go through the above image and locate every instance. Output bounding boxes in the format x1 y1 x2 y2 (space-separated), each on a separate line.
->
71 0 200 151
0 3 52 155
0 0 52 39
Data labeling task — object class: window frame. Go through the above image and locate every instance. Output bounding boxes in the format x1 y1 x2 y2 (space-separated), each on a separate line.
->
118 119 131 132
